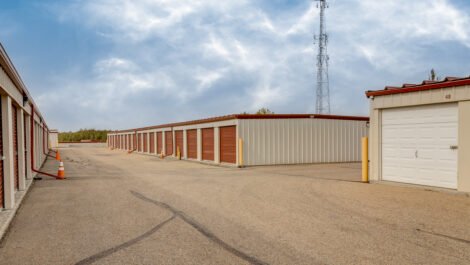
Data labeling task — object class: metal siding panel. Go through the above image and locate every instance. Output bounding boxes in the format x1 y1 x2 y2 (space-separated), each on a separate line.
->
243 120 250 165
253 121 257 165
0 103 3 208
13 106 18 190
259 121 263 164
241 118 367 166
265 121 270 164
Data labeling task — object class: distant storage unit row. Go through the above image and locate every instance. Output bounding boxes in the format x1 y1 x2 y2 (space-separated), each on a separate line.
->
367 76 470 192
107 114 369 167
0 43 51 210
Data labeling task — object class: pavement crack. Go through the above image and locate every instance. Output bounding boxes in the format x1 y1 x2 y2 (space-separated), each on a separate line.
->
74 215 176 265
416 228 470 244
130 190 270 265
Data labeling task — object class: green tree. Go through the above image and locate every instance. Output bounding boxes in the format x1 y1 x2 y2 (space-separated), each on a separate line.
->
429 69 440 81
58 129 111 143
255 108 274 114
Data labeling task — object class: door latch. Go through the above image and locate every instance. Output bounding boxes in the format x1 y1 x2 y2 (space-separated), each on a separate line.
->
415 150 418 158
450 145 458 150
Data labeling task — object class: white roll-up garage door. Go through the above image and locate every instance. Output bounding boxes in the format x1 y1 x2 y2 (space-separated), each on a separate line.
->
382 103 458 189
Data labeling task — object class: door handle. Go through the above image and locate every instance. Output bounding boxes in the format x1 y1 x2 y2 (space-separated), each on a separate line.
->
415 150 418 158
450 145 458 150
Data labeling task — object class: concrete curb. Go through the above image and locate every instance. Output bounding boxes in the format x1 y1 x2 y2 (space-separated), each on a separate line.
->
0 178 34 242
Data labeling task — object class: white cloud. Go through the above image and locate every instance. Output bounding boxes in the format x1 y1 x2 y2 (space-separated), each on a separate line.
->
286 2 317 36
39 0 470 130
353 0 469 43
195 69 225 92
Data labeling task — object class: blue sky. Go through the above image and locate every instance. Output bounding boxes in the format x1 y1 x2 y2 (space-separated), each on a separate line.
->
1 0 469 131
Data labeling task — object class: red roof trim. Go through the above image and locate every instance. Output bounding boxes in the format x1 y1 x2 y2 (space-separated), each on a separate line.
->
366 77 470 97
112 114 369 133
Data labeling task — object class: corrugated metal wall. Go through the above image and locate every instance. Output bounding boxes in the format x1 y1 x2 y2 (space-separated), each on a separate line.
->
12 105 19 190
0 105 3 208
239 119 368 166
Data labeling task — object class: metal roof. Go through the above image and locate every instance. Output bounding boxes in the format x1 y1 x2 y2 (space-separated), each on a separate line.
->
112 114 369 134
0 42 49 129
366 76 470 98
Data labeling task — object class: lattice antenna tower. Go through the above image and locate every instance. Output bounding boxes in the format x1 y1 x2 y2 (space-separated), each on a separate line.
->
314 0 330 114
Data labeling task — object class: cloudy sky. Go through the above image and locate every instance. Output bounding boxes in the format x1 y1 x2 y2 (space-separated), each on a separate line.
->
1 0 469 131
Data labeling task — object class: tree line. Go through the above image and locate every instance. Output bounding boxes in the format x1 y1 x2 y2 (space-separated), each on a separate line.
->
59 129 110 143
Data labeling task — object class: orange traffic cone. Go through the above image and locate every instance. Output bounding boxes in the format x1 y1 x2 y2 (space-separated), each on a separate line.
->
57 161 66 180
56 151 61 161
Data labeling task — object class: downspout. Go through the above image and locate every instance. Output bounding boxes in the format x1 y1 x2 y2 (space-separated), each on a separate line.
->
31 104 58 179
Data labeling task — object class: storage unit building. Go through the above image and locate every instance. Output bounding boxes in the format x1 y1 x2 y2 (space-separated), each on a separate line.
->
0 43 51 210
108 114 369 167
49 130 59 148
366 76 470 192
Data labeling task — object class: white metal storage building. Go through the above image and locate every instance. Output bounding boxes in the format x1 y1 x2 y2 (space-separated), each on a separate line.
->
108 114 369 167
367 76 470 192
0 43 51 210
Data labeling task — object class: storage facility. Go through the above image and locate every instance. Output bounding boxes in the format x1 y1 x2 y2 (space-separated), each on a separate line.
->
0 43 51 210
107 114 369 167
49 130 59 148
366 76 470 192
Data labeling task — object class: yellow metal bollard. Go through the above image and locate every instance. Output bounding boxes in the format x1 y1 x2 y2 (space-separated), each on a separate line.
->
362 137 369 183
238 138 244 168
177 146 181 160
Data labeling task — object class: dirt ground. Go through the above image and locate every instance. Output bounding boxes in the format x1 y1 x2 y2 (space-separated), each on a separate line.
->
0 143 469 265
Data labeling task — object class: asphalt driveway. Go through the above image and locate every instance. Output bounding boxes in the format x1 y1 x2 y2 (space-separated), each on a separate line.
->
0 144 469 264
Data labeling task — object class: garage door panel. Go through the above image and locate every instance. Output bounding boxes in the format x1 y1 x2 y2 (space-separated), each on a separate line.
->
417 170 456 189
220 126 236 164
165 131 173 155
202 128 214 161
382 127 415 142
187 130 197 159
382 103 458 189
150 133 155 154
143 133 148 153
